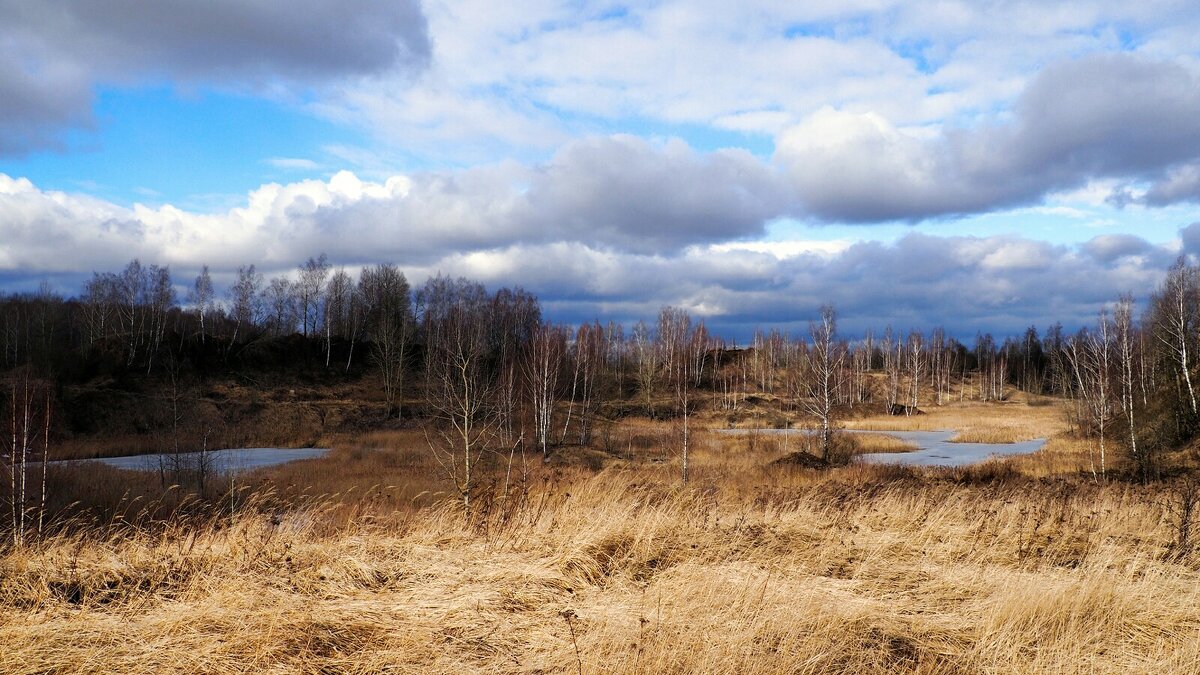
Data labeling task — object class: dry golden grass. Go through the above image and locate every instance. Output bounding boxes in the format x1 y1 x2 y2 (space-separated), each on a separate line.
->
719 428 919 457
1006 435 1101 477
843 431 920 454
4 417 1200 674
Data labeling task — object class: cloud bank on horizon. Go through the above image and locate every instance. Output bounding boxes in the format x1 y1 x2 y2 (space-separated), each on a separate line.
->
1 0 1200 338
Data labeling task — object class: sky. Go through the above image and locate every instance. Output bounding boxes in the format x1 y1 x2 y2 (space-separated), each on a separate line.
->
2 1 1200 340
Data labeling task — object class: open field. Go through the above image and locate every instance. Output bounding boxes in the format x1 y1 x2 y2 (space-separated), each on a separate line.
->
4 400 1200 674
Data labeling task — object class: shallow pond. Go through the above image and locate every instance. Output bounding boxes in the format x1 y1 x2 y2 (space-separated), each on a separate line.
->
850 430 1045 467
75 447 330 473
718 428 1046 467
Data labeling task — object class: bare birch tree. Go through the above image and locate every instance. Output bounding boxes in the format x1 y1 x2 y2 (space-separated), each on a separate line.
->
229 264 262 347
324 269 356 368
3 369 52 545
489 288 540 445
1152 257 1198 415
189 265 214 344
1114 295 1144 477
421 278 494 513
907 329 924 412
264 276 298 336
298 254 329 339
574 321 607 444
631 321 657 416
525 323 566 459
658 307 701 483
359 264 413 417
145 265 174 371
117 260 148 364
801 305 845 462
883 326 901 412
1065 316 1114 479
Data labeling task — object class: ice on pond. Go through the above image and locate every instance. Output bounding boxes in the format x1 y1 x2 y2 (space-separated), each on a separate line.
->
73 447 330 473
852 430 1045 467
718 428 1045 467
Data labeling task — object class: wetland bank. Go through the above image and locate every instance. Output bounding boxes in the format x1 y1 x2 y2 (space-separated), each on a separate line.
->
3 266 1200 674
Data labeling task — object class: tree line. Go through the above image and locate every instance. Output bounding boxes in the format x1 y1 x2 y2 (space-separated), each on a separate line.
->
4 253 1200 534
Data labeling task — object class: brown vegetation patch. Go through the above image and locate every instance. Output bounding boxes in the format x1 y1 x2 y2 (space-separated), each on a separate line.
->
6 462 1200 673
770 451 829 469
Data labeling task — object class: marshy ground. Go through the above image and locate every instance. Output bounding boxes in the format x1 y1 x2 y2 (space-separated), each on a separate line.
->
3 397 1199 674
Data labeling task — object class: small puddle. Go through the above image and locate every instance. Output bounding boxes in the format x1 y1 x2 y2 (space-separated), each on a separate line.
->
717 428 1045 467
66 448 330 473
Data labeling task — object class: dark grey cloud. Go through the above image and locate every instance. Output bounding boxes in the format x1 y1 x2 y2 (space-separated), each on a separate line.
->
1144 163 1200 206
1081 234 1155 263
0 0 430 154
0 32 93 154
421 232 1172 341
1013 55 1200 179
521 136 789 251
756 233 1162 338
37 1 429 79
777 54 1200 222
1181 222 1200 256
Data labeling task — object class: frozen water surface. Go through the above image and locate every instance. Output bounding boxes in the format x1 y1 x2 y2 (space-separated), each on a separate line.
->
71 448 330 473
718 428 1045 467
